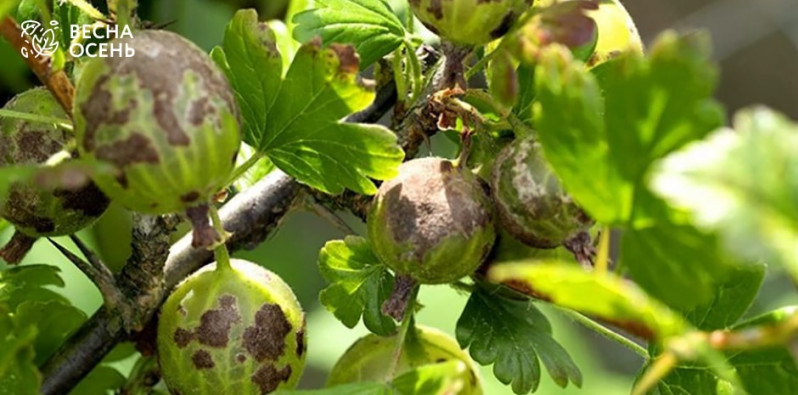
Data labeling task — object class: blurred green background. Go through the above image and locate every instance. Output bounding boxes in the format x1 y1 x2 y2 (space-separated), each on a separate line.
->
2 0 797 394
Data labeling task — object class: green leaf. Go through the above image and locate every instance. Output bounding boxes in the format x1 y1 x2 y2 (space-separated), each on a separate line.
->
53 0 94 49
1 0 20 20
653 307 798 395
292 0 405 67
318 236 396 336
533 31 723 225
274 382 392 395
654 367 732 395
651 107 798 282
15 300 86 365
683 262 765 331
728 307 798 394
68 365 125 395
270 20 302 70
513 64 536 125
488 262 688 339
212 9 284 148
0 264 69 308
456 286 581 394
620 222 744 313
0 309 39 395
232 143 276 192
216 10 404 195
392 360 471 395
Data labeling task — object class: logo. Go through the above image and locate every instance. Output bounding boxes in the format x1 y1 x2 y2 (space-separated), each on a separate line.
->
19 19 135 59
20 20 60 59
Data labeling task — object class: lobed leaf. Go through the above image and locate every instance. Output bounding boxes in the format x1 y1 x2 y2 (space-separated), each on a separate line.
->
0 311 40 395
621 222 746 314
651 107 798 282
456 286 581 394
292 0 405 68
534 31 723 225
215 10 404 195
318 236 396 336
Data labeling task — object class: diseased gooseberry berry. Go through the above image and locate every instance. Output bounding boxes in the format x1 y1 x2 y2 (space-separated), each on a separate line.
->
368 157 496 285
0 88 109 263
157 259 306 395
490 137 593 253
328 325 482 394
73 30 241 247
409 0 532 46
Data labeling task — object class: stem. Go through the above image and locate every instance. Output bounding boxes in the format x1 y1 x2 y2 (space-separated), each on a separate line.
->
119 354 159 395
381 275 418 321
555 306 649 359
465 45 503 80
595 227 611 274
48 238 124 309
68 0 106 20
631 352 677 395
404 38 423 102
0 16 75 116
0 109 73 131
392 50 408 104
225 152 263 187
209 205 231 271
303 197 357 235
387 295 417 380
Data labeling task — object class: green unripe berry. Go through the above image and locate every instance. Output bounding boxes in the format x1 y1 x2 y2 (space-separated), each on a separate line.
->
328 325 482 394
491 137 592 248
409 0 531 46
368 157 495 284
0 88 109 262
158 259 306 394
73 30 241 216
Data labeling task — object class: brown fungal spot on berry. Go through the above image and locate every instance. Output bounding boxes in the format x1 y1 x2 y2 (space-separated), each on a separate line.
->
6 190 56 233
251 364 292 394
54 182 110 218
295 330 305 357
196 294 241 347
94 133 160 167
236 353 247 364
490 11 517 39
188 97 213 126
173 328 193 348
191 349 215 369
17 130 62 163
426 0 443 20
79 75 135 152
180 191 200 203
243 303 292 361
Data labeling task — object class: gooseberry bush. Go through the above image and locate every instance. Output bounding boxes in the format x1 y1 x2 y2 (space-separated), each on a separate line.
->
1 0 798 394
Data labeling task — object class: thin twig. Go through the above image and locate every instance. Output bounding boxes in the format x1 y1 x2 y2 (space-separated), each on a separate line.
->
0 16 75 116
554 306 649 359
47 238 124 308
